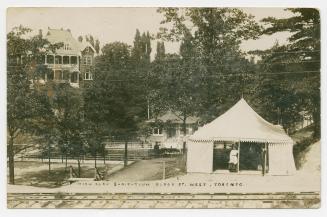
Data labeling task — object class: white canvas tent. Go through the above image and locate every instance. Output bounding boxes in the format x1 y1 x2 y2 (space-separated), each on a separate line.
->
187 98 296 175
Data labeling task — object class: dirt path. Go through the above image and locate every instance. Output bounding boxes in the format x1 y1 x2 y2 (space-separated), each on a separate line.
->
107 158 182 181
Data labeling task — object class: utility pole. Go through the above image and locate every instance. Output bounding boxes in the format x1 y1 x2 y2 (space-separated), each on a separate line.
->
147 98 150 120
124 139 128 167
162 161 166 180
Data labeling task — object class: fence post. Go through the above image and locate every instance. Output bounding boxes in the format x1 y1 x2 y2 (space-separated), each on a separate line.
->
124 140 128 167
162 161 165 180
69 165 73 179
104 165 107 180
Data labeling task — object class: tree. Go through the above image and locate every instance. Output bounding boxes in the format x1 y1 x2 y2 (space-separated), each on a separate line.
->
83 83 111 168
82 35 100 54
160 31 203 153
157 8 262 121
90 42 146 167
78 35 83 42
29 84 57 173
7 26 61 184
155 41 165 61
131 29 152 120
88 35 95 48
250 43 305 131
258 8 320 136
95 39 100 54
131 29 151 68
51 83 85 176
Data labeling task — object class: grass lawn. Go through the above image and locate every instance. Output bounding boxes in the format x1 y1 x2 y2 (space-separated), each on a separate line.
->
12 161 114 188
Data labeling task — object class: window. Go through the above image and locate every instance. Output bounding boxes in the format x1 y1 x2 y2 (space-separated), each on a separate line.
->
87 57 92 65
153 127 163 135
63 56 69 64
83 56 92 65
47 70 54 80
54 70 62 80
41 55 46 64
63 70 69 80
70 72 78 83
84 71 93 80
46 55 54 64
64 44 71 50
167 128 176 138
55 55 62 64
70 56 77 64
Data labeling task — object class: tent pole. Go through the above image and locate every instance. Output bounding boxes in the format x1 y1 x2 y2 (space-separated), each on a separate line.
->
237 141 240 173
263 142 267 176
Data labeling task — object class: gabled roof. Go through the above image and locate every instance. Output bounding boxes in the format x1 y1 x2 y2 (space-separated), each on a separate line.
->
78 40 96 53
45 28 81 55
190 98 293 144
147 111 199 124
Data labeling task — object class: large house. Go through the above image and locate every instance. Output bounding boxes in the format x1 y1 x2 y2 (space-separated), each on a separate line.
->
42 28 95 88
146 111 199 150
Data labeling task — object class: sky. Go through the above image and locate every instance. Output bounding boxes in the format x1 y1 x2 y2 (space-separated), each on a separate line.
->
7 7 294 58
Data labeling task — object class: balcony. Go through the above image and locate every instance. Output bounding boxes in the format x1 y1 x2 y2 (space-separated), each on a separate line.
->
46 63 79 72
44 55 79 72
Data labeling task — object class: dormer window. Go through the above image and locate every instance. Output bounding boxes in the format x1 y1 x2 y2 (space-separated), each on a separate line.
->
64 44 71 50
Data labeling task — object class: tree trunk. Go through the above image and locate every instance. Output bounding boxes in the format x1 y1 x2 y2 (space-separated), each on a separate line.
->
182 115 187 155
94 145 97 169
65 153 68 172
8 136 15 184
77 156 81 178
124 140 128 167
103 144 106 165
48 143 51 173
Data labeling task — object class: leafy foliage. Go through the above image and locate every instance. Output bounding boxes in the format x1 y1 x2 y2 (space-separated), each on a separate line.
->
7 25 62 183
255 8 320 136
157 8 261 121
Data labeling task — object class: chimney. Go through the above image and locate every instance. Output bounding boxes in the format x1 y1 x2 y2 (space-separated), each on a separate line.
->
38 29 42 37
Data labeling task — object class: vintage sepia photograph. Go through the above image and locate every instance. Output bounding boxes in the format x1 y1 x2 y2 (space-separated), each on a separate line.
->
6 7 321 208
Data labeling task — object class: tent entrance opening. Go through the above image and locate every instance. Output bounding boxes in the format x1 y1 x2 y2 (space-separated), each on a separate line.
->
213 141 269 174
239 142 265 171
213 142 234 171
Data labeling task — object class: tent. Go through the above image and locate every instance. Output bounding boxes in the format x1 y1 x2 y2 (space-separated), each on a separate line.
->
187 98 296 175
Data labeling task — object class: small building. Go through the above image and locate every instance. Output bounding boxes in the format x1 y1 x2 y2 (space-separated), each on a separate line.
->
147 111 199 150
187 98 296 175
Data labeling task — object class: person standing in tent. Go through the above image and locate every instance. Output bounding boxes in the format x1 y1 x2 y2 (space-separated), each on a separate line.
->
229 144 239 172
